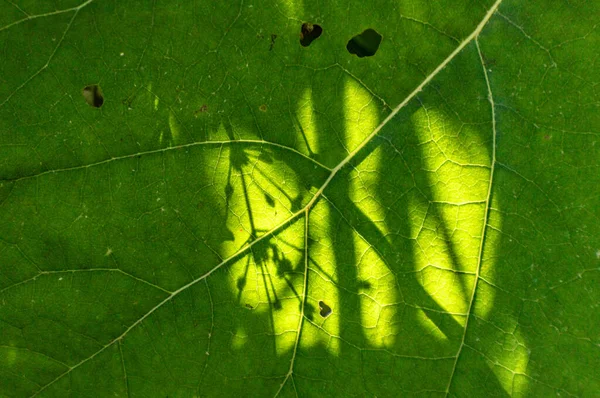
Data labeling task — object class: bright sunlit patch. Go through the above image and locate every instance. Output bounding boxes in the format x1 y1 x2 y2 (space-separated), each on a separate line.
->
354 240 399 348
411 107 490 203
409 104 493 328
348 144 389 239
343 76 398 347
408 192 471 323
345 75 388 249
344 78 379 153
298 200 341 355
491 327 530 395
225 219 305 356
296 87 320 155
410 97 505 336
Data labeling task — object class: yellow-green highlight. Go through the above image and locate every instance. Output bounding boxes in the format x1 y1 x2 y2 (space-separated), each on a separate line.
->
300 200 341 355
297 87 320 155
344 76 398 348
409 106 493 328
225 220 305 356
344 78 380 153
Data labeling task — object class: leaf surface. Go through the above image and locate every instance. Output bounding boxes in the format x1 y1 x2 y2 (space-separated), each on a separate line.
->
1 0 599 396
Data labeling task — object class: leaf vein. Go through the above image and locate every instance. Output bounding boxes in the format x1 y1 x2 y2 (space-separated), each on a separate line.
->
444 36 499 396
28 1 504 393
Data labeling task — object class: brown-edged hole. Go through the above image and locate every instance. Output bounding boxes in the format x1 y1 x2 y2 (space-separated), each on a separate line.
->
82 84 104 108
300 23 323 47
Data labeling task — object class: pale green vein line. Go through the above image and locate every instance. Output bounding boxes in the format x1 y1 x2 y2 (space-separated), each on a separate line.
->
290 376 299 398
200 279 214 381
0 268 172 295
430 200 487 206
4 0 29 18
444 37 499 396
210 0 243 53
496 11 555 63
117 340 130 398
274 210 309 398
495 161 561 212
0 0 93 32
0 345 70 369
336 65 392 110
548 268 600 291
302 316 459 361
463 343 578 397
434 159 491 170
1 139 331 183
0 1 91 109
28 1 503 393
400 15 460 43
30 209 305 397
304 0 504 212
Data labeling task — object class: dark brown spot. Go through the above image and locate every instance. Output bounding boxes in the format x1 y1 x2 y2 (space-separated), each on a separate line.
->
259 104 267 112
194 104 208 116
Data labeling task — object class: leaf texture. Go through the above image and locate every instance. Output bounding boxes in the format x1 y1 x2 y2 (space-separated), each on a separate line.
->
0 0 599 396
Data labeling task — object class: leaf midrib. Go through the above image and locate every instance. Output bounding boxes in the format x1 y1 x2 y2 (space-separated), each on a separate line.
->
28 0 503 395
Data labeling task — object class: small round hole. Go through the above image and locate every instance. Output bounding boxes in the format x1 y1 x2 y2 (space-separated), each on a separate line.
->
82 84 104 108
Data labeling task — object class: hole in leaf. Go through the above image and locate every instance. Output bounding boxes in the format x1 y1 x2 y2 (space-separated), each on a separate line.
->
300 23 323 47
82 84 104 108
318 300 332 318
346 29 382 58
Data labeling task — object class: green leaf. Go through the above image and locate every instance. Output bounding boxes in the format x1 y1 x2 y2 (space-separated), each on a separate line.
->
1 0 598 396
